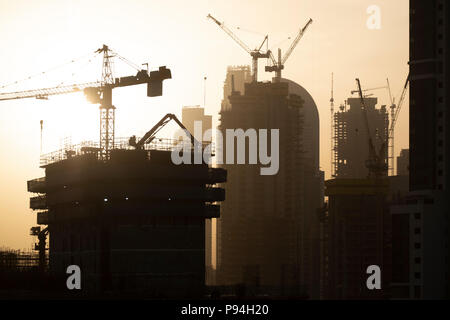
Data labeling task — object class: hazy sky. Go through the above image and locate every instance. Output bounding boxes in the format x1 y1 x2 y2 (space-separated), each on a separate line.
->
0 0 408 249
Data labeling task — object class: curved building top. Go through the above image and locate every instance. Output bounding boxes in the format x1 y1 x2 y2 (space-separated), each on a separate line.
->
279 78 319 171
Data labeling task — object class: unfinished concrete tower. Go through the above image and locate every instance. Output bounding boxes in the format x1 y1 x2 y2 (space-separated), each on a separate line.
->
27 140 226 297
333 97 389 178
216 69 323 297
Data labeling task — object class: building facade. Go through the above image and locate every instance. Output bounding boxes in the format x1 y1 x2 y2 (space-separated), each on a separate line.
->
216 68 323 298
390 0 450 299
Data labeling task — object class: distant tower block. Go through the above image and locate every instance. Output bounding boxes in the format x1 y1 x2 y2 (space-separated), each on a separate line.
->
221 66 252 111
181 106 214 284
217 74 324 299
333 97 389 178
27 145 226 297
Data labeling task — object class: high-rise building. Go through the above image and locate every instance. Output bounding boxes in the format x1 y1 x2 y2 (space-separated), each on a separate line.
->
323 95 391 299
182 106 212 143
333 97 389 179
216 66 323 298
390 0 449 299
181 106 214 284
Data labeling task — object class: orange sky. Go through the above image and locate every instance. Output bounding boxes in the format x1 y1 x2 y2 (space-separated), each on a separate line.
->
0 0 409 249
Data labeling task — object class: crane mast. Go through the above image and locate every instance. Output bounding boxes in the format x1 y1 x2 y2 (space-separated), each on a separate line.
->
265 18 313 82
330 72 335 177
388 73 409 175
207 14 270 82
355 78 388 178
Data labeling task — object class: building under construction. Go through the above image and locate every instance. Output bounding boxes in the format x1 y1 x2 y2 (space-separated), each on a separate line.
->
320 179 392 299
27 136 226 297
0 45 229 297
321 86 407 299
333 97 389 179
216 66 323 298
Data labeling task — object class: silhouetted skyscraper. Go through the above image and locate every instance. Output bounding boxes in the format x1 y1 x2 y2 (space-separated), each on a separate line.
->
217 67 323 298
391 0 450 299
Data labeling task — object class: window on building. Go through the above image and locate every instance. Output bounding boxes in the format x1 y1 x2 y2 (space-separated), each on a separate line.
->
414 286 421 299
414 228 421 234
415 272 421 279
414 243 421 249
415 257 421 264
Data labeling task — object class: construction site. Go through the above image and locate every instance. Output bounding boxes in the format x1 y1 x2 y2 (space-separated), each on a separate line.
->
4 1 446 302
206 15 324 299
0 39 408 301
318 74 410 299
0 45 227 298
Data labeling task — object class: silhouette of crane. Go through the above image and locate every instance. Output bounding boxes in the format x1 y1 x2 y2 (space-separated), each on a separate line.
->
0 44 171 159
388 74 409 175
266 18 313 82
207 14 270 82
355 78 388 178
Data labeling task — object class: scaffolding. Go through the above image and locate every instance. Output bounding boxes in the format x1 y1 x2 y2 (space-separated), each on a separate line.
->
0 248 40 271
40 137 215 167
332 98 388 179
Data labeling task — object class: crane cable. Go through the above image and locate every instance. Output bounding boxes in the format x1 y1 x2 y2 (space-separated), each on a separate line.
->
0 51 98 91
55 51 102 88
1 47 146 92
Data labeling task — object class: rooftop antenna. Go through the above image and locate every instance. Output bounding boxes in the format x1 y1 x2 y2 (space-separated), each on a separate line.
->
203 76 207 108
330 73 335 177
40 120 43 155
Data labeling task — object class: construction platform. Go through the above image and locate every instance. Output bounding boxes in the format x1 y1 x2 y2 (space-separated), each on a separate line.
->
27 140 226 297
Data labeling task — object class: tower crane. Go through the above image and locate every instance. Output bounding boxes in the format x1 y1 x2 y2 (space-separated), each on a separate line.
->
351 75 409 175
265 18 313 82
0 44 172 159
388 73 409 176
355 78 388 178
207 14 270 82
350 82 390 97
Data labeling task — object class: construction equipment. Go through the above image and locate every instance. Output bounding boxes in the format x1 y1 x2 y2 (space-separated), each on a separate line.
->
388 73 409 176
350 83 390 96
129 113 199 149
207 14 270 82
351 75 409 175
30 226 48 272
266 18 313 82
355 78 388 178
0 44 172 159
